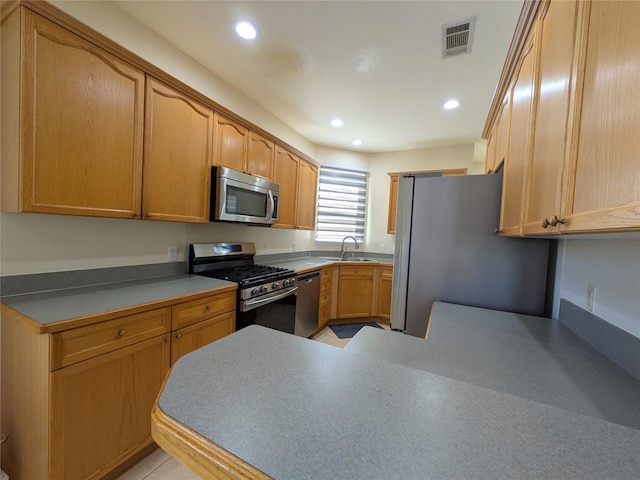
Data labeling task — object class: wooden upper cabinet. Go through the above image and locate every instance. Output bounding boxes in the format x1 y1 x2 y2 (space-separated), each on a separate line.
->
296 159 318 230
273 148 317 230
1 9 144 218
484 128 497 174
247 132 275 180
213 114 248 173
563 0 640 233
522 0 579 235
499 29 537 237
273 147 299 229
143 77 213 223
387 174 399 233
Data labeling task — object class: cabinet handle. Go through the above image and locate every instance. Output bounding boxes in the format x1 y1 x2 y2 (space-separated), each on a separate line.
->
175 333 182 339
118 329 126 336
541 218 550 229
164 336 170 343
205 305 211 311
549 215 566 226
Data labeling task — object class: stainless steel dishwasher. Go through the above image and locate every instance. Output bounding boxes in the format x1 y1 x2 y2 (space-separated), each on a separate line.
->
295 271 320 337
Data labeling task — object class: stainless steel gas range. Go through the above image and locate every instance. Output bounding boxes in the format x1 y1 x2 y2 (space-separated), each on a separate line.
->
189 242 312 336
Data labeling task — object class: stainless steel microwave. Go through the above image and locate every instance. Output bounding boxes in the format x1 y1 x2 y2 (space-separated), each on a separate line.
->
211 166 279 225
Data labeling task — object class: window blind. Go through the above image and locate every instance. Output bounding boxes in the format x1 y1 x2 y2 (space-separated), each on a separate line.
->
315 166 368 243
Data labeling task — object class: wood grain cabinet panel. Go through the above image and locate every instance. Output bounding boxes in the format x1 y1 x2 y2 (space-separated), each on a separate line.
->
50 307 171 370
143 77 213 223
499 29 537 237
273 147 299 229
171 291 236 331
213 113 248 173
50 335 170 480
171 311 235 365
376 266 393 320
336 266 375 319
522 0 579 235
1 9 145 218
247 131 275 180
563 0 640 232
387 174 399 234
296 159 319 230
318 267 334 328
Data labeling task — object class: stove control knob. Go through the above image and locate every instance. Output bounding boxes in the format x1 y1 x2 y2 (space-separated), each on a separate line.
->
283 279 290 287
259 285 268 293
289 278 296 286
251 288 259 295
272 282 280 289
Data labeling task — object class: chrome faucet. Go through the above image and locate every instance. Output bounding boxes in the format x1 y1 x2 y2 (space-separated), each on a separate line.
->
340 236 359 259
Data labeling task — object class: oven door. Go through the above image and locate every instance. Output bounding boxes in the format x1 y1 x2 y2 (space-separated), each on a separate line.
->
237 287 297 334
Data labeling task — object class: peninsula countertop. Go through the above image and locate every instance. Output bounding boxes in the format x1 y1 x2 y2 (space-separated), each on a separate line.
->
152 325 640 480
1 274 236 333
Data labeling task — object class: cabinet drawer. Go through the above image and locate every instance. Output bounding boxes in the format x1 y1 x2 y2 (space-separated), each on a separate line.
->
320 278 332 294
320 291 332 307
171 311 235 365
172 291 236 330
380 266 393 279
50 307 171 370
339 265 375 277
319 304 331 327
320 268 332 280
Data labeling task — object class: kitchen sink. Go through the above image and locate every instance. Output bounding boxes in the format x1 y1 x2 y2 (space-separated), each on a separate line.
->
319 257 375 262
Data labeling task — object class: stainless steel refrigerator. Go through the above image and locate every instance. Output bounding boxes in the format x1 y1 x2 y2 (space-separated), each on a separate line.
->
390 172 550 337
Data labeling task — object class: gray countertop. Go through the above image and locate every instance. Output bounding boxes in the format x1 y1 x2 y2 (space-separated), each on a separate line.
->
158 325 640 479
346 302 640 429
264 255 392 274
1 275 235 329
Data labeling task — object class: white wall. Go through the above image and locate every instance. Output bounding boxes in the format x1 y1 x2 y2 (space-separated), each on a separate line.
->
553 239 640 338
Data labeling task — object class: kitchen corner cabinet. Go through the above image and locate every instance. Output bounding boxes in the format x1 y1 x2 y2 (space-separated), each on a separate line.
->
1 8 144 218
318 266 334 328
376 265 393 320
213 114 275 180
143 77 213 223
336 265 375 319
499 27 536 237
273 147 318 230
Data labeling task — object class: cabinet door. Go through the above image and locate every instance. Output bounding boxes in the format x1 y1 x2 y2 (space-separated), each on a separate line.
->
171 312 235 365
523 0 579 235
494 92 510 172
387 174 399 234
337 266 375 318
499 30 537 237
213 114 247 172
296 160 318 230
484 128 497 174
273 147 299 229
143 77 213 222
50 335 170 480
563 1 640 232
376 267 393 320
247 131 275 180
20 11 144 218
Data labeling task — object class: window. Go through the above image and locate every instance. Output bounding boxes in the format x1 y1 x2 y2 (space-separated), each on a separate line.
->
315 165 368 243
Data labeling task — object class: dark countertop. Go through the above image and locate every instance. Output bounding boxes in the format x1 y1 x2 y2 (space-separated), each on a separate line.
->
156 325 640 479
346 302 640 429
264 256 392 274
1 275 236 332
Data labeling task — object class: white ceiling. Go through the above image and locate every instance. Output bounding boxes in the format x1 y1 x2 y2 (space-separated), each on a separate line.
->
112 0 523 153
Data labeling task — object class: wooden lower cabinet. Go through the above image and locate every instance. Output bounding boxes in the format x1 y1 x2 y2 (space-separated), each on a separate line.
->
376 266 393 320
318 267 334 328
336 266 375 319
50 335 170 480
171 311 235 365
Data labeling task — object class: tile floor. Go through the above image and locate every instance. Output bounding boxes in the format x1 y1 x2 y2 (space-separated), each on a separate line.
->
116 323 388 480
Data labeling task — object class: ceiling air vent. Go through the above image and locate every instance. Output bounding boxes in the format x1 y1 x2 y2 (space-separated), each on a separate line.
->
442 17 476 59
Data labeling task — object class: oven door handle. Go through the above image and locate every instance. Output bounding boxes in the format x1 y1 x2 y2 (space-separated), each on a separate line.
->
267 189 275 222
241 286 298 312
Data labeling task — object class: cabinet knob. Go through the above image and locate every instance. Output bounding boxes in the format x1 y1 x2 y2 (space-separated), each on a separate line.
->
119 329 126 336
541 218 550 229
549 215 566 226
175 333 182 339
164 336 170 343
205 305 211 311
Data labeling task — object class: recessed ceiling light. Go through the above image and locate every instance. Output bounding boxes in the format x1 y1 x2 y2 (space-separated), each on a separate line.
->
330 118 344 128
443 99 461 110
352 139 363 146
235 22 257 40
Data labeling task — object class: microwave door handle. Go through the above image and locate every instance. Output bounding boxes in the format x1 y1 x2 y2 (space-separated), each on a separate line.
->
267 190 275 221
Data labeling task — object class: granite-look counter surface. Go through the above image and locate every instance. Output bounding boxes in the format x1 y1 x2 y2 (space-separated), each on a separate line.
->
154 325 640 479
1 275 236 333
346 302 640 429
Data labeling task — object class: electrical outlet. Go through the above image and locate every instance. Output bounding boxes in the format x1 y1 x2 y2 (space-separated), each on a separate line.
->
167 246 178 261
379 244 386 253
586 285 596 312
264 243 269 254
